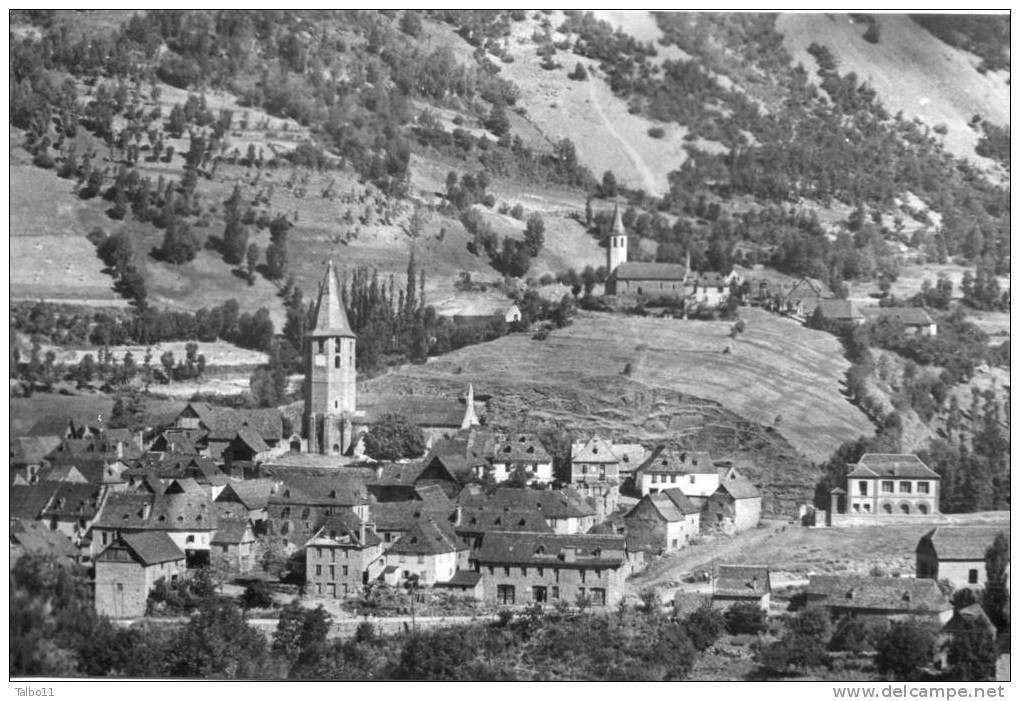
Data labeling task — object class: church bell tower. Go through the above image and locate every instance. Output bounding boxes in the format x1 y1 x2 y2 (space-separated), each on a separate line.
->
304 260 357 455
607 201 628 274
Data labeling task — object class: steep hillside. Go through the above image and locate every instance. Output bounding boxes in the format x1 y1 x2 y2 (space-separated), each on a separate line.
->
777 13 1010 173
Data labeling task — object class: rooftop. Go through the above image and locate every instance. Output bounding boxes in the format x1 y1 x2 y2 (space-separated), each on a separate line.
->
807 574 951 614
474 531 627 567
611 262 688 282
918 527 1008 560
848 454 940 480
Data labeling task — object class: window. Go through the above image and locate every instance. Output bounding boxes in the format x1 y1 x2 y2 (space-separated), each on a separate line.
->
689 475 695 484
101 531 108 545
580 568 587 583
881 481 894 494
968 569 979 584
316 583 322 594
504 566 511 577
533 586 547 603
317 340 325 354
488 566 494 575
384 532 392 542
554 568 560 583
497 585 515 605
186 535 195 544
863 504 872 513
581 465 588 474
917 482 929 494
329 565 335 579
521 567 527 576
537 567 544 578
334 355 341 369
551 586 559 600
651 474 657 483
590 588 606 606
899 481 912 494
670 475 677 484
858 481 868 496
317 547 324 558
342 566 349 576
417 555 425 565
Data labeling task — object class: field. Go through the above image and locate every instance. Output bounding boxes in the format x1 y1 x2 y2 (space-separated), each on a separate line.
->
9 392 186 435
777 13 1010 174
367 308 872 462
632 511 1010 594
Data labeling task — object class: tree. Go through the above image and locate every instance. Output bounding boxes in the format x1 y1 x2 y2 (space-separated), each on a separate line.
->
241 581 274 610
363 413 425 460
639 587 662 614
170 599 271 678
109 392 146 430
683 604 725 651
983 531 1009 628
601 170 618 198
400 10 422 36
160 218 201 264
568 62 589 81
523 213 545 257
724 602 768 635
246 243 260 284
265 241 288 280
875 619 937 680
946 618 998 681
160 351 175 382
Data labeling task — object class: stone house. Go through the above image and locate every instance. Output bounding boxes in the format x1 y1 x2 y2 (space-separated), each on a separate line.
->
90 482 217 567
916 527 1008 590
382 517 466 586
623 489 700 554
305 512 385 598
37 481 106 547
634 447 715 500
458 487 598 535
702 471 762 533
813 299 866 328
94 532 186 618
570 436 621 485
171 402 284 461
712 565 772 611
805 574 953 624
213 480 273 532
370 500 454 550
863 306 938 337
455 505 553 553
265 476 369 544
830 453 940 524
434 570 484 600
487 433 555 484
210 518 256 573
471 532 629 608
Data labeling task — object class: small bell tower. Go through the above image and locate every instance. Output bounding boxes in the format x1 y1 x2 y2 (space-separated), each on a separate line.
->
607 201 628 274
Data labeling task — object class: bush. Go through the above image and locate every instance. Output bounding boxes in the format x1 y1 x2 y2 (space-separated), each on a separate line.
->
683 605 725 651
241 581 275 610
647 126 665 139
568 62 589 81
363 413 426 460
875 620 937 680
725 603 768 635
829 616 887 653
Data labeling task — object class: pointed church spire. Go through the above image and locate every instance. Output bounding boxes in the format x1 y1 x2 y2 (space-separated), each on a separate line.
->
460 383 480 429
611 200 625 236
310 259 355 338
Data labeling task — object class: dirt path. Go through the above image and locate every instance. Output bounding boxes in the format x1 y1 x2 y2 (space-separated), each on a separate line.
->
586 78 660 196
629 520 791 590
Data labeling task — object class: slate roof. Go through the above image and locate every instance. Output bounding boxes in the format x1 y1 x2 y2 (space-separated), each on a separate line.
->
572 437 620 464
816 299 864 321
716 472 761 500
613 443 646 471
46 437 141 462
98 531 185 566
309 260 355 338
612 262 688 281
414 484 454 510
216 480 274 510
10 436 62 465
714 565 771 597
308 512 382 548
94 490 217 531
637 446 714 474
39 482 103 519
40 464 90 483
786 277 832 301
848 454 940 480
864 306 935 327
212 518 254 545
806 575 951 614
435 570 483 588
370 500 452 531
269 476 368 507
10 483 62 520
918 527 1008 561
388 518 465 555
489 433 553 464
459 487 596 519
23 416 76 438
187 403 283 442
371 462 427 486
628 489 699 522
692 271 730 287
457 506 554 534
10 521 79 558
232 426 270 454
125 454 222 482
474 532 627 567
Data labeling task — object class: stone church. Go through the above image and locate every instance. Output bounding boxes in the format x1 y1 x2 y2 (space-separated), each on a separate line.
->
302 260 481 456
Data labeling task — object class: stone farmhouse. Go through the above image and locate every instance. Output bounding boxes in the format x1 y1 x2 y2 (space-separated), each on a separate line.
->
305 512 385 597
471 532 630 607
712 565 772 611
916 527 1008 590
94 532 186 618
623 489 700 555
863 306 938 336
806 574 953 624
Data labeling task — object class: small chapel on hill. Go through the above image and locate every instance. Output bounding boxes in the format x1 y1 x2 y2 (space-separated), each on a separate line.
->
302 260 480 456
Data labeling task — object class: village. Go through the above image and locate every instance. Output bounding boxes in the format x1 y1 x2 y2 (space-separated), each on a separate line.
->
9 222 1009 681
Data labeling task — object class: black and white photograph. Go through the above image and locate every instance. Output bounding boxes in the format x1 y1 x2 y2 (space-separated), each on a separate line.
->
8 8 1010 686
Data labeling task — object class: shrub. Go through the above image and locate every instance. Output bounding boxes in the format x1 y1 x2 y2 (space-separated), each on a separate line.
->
241 581 275 610
648 126 665 139
725 603 768 635
875 620 937 680
829 616 887 653
568 62 589 81
683 605 725 651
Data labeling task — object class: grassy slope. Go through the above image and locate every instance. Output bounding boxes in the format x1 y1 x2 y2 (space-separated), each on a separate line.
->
777 13 1010 174
361 308 876 510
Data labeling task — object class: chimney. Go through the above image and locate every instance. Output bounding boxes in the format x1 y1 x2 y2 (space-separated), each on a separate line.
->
454 506 463 527
359 521 367 545
116 441 124 459
141 502 152 521
374 465 383 480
